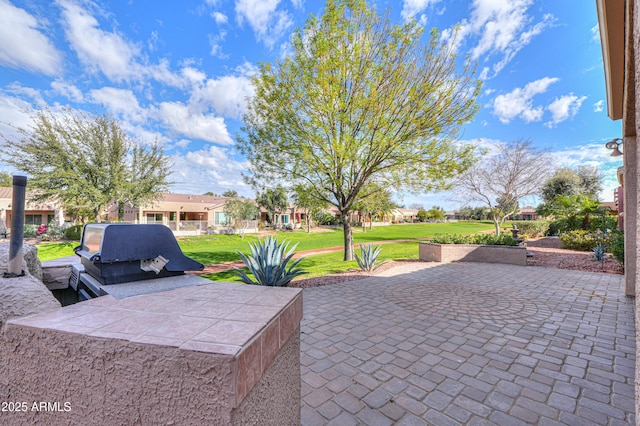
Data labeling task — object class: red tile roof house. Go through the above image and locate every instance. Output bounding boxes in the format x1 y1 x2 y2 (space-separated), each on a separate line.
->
113 193 259 236
0 187 66 229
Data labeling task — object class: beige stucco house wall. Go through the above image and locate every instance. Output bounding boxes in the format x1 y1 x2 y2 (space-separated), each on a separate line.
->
596 0 640 419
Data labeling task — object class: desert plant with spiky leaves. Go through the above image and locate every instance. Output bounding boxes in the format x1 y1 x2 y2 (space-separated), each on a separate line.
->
235 236 306 286
354 244 387 272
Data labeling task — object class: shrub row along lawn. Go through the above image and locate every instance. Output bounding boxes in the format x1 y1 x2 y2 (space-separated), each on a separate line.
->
36 222 496 282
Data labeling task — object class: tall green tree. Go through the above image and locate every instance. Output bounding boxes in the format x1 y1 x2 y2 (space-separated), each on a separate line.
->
239 0 480 260
256 186 289 225
540 166 603 204
1 108 172 222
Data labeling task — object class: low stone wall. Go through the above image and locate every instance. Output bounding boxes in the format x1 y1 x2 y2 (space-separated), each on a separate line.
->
419 242 527 266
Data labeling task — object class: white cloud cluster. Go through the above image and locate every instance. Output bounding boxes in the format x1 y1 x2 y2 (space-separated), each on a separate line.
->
443 0 554 78
170 146 253 196
492 77 558 123
89 87 145 123
51 80 84 102
545 94 587 128
593 100 604 113
234 0 293 48
189 74 255 119
400 0 441 22
157 101 234 145
0 0 62 76
58 0 140 83
492 77 588 126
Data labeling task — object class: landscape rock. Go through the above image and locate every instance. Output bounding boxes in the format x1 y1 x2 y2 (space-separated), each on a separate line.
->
0 242 43 281
0 242 60 328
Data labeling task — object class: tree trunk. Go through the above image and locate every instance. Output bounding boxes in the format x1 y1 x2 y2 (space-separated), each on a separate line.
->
493 217 500 235
118 201 125 221
343 218 354 261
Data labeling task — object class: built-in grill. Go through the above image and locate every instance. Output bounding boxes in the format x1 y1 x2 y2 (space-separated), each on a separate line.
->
69 223 205 301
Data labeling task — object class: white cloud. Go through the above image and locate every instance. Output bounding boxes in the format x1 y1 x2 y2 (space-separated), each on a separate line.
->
209 30 228 58
156 101 233 145
6 82 46 106
170 146 253 195
447 0 554 78
235 0 293 48
591 23 600 43
181 67 207 85
594 99 604 112
492 77 558 123
212 11 228 24
545 94 587 128
189 74 254 119
89 87 146 123
0 0 62 76
58 0 140 82
401 0 441 22
51 80 84 102
0 93 34 146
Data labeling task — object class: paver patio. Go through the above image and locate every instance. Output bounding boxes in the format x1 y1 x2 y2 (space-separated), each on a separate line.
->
300 262 636 425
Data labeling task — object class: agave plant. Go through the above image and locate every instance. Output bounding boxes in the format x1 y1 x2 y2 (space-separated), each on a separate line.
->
234 236 306 286
593 243 606 262
354 244 386 272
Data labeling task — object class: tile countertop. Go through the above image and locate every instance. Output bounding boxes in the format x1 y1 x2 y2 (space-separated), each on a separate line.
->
7 281 303 357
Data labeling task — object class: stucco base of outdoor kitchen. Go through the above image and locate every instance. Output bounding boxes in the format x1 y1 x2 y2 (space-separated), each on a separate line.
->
419 242 528 266
0 282 302 425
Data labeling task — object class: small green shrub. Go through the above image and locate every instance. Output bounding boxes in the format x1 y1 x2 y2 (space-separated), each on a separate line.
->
41 224 65 240
509 221 549 238
23 224 38 238
64 225 83 241
431 232 518 246
234 236 306 286
609 230 624 266
431 233 472 244
559 230 602 251
354 244 386 272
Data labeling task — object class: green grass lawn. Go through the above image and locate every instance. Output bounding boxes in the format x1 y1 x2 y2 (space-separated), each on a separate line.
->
35 221 495 265
201 241 420 283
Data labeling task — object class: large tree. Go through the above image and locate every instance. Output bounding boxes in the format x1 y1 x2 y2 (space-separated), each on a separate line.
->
1 108 172 222
456 139 552 234
540 166 603 204
239 0 481 260
256 186 289 226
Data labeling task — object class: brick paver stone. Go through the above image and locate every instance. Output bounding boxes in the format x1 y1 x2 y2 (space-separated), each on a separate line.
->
300 262 636 425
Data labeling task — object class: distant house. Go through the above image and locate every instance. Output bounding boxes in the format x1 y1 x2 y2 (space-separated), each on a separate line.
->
513 206 539 221
130 193 258 235
599 201 618 216
391 208 419 223
0 187 66 227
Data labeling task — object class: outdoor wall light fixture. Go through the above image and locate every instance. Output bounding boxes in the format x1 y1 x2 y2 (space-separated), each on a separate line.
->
605 138 623 156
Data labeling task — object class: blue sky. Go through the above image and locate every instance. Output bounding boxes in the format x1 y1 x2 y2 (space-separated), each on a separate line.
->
0 0 623 209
